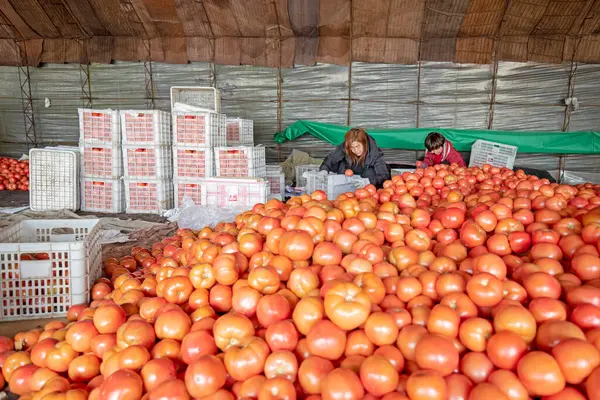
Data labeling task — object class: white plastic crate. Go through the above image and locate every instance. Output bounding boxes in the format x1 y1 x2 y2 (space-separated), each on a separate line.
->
173 147 214 178
80 143 123 179
29 148 80 212
214 146 266 178
172 111 227 147
266 171 285 195
173 178 204 208
201 178 269 209
469 140 518 169
171 86 221 113
0 219 102 321
391 168 415 176
295 164 320 187
78 108 120 144
80 178 125 213
121 110 171 145
226 118 254 146
123 146 173 179
124 179 174 214
305 172 369 200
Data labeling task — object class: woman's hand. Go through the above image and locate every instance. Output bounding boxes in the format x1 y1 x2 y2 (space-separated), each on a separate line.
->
416 161 424 168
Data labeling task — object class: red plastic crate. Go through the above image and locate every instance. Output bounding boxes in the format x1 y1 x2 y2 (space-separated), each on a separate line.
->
123 146 172 179
78 109 120 144
172 112 227 147
173 147 214 178
80 144 122 178
173 179 204 208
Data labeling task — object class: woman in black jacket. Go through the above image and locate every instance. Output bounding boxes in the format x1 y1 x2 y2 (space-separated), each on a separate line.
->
319 128 390 187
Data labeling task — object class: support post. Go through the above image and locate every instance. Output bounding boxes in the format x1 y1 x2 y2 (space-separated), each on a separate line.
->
347 0 353 126
16 41 37 148
143 39 155 109
79 64 92 108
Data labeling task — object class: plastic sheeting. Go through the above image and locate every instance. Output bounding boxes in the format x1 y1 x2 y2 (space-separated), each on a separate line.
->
0 60 599 181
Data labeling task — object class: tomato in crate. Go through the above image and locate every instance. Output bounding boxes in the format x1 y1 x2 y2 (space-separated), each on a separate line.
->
172 112 227 147
173 147 214 178
78 108 120 144
214 146 266 178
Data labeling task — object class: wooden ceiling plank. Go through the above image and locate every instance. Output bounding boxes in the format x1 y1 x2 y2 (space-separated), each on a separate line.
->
173 0 212 37
140 0 185 37
7 0 60 37
319 0 351 36
204 0 241 37
86 0 136 36
37 0 83 37
0 0 39 38
59 0 109 36
352 0 389 37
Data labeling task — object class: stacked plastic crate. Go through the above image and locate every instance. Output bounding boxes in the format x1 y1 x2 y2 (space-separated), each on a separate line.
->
212 117 270 207
265 164 285 200
121 110 174 214
78 108 125 213
170 87 226 208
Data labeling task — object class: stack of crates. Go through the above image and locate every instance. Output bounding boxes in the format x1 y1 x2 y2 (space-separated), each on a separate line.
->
78 109 125 213
121 110 174 214
266 164 285 200
171 107 227 208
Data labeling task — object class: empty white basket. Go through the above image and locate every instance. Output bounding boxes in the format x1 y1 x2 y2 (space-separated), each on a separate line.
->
214 146 266 178
226 118 254 146
0 219 102 321
29 148 80 211
171 87 221 113
295 164 320 187
172 111 227 147
121 110 171 145
469 140 518 169
124 179 174 214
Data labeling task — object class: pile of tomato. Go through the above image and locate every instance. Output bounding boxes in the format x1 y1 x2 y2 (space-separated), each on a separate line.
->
3 163 600 400
0 156 29 191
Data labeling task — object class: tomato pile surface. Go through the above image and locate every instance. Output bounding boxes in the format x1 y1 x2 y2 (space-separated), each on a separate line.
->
0 156 29 191
4 163 600 400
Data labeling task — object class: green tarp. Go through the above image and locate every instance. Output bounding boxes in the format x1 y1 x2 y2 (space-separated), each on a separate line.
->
274 120 600 154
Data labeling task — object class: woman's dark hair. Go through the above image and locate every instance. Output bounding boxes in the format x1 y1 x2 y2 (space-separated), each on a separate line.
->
425 132 445 151
344 128 369 166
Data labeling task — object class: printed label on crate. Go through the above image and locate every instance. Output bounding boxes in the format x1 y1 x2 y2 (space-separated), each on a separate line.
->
227 186 239 203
